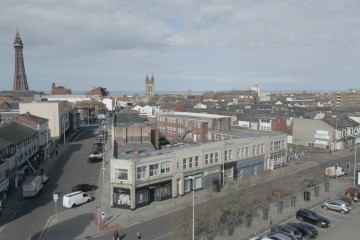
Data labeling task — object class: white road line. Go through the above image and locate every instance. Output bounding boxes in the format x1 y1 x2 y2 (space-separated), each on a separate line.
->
153 232 172 240
324 215 343 221
38 215 53 240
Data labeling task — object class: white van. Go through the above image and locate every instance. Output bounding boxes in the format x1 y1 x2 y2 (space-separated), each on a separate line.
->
62 191 92 208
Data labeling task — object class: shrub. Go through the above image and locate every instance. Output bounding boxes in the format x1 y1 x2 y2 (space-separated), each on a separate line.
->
337 194 352 206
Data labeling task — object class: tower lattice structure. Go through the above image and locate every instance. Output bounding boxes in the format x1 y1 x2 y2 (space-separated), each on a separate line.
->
13 30 29 91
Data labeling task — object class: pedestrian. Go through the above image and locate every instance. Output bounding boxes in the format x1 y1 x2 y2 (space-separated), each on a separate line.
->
137 232 141 239
112 230 119 240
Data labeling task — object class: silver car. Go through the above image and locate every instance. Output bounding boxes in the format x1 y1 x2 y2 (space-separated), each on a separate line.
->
321 199 351 214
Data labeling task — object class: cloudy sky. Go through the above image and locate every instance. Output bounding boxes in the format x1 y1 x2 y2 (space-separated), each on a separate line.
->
0 0 359 94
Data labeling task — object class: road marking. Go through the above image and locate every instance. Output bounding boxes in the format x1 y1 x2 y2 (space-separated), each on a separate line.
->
324 215 343 221
38 215 53 240
153 232 172 240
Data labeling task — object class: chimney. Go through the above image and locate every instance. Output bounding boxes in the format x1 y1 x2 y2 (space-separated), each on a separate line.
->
133 141 140 154
120 142 127 154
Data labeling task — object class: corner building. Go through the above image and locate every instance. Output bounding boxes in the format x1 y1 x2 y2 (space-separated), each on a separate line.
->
110 112 288 210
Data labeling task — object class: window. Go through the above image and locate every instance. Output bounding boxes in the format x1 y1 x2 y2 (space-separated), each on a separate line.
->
189 157 193 168
149 164 159 176
115 169 128 180
205 154 209 165
210 153 214 163
183 158 187 169
195 156 199 167
214 152 219 163
137 166 147 179
161 161 171 173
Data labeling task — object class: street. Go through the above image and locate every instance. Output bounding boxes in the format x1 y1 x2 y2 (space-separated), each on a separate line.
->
0 126 101 240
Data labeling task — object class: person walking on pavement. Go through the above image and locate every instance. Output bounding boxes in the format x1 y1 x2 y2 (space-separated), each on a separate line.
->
112 230 120 240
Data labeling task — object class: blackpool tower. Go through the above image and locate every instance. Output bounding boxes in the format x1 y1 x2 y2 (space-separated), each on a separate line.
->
13 30 29 91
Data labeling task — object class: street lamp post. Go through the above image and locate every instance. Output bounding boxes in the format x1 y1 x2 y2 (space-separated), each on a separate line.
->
223 140 230 187
102 125 106 185
96 203 100 231
354 142 357 186
189 176 195 240
63 115 66 144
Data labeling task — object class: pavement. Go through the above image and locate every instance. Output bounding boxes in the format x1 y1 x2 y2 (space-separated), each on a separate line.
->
1 128 357 240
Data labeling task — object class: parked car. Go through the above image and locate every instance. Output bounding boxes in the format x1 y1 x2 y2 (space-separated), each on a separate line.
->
89 151 103 159
72 183 97 192
296 208 330 228
63 191 92 208
99 130 108 137
300 178 318 187
271 224 303 240
267 232 296 240
287 222 318 239
345 187 360 197
272 188 286 197
249 237 273 240
321 199 351 214
88 156 103 163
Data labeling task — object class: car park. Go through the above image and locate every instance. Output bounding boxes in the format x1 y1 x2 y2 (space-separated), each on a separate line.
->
296 208 330 228
321 199 351 214
72 183 97 192
287 222 318 239
271 224 303 240
267 232 296 240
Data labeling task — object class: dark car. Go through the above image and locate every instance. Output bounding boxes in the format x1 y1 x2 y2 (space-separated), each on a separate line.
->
287 222 318 239
300 178 318 187
72 184 97 192
267 232 296 240
296 208 330 228
271 224 303 240
88 156 103 163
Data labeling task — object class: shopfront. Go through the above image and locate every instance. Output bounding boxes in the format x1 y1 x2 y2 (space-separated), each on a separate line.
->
270 153 286 170
113 187 131 209
235 157 264 179
184 173 203 193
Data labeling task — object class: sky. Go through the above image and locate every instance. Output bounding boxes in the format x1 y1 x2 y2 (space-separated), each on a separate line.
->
0 0 359 94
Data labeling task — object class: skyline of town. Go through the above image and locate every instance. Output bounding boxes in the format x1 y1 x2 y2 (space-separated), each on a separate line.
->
1 1 359 92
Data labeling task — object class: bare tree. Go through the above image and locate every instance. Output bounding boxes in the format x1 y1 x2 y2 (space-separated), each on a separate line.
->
221 180 246 235
171 200 193 240
196 191 222 240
